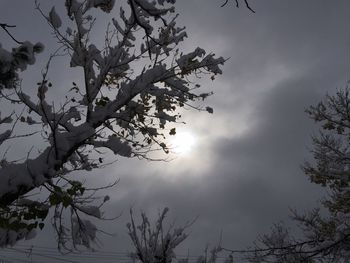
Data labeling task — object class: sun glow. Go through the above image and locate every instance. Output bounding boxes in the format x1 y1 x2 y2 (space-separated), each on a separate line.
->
170 131 197 155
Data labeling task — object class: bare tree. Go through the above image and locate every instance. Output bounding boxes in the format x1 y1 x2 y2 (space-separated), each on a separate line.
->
127 208 190 263
126 208 234 263
0 0 225 250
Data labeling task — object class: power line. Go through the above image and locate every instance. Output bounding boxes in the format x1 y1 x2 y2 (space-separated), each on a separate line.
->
0 254 33 263
2 245 251 263
7 248 80 263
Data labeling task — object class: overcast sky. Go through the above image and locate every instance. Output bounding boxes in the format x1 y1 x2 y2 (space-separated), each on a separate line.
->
1 0 350 262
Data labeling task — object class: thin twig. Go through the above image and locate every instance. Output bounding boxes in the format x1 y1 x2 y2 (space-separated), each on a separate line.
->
0 23 23 44
221 0 255 13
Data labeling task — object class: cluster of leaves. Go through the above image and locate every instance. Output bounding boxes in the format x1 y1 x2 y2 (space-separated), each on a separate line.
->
48 181 85 208
0 200 48 233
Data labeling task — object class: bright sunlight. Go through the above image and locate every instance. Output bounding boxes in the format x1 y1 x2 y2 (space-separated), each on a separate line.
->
170 131 197 155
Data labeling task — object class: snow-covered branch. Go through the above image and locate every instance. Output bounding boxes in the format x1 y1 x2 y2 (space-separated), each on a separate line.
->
0 0 225 248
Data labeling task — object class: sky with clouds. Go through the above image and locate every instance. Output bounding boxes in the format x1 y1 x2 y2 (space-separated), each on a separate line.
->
1 0 350 262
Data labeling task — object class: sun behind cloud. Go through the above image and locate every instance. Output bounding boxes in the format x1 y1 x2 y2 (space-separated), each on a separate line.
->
170 131 197 155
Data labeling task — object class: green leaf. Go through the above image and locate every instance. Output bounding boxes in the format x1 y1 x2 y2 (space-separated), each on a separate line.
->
62 196 73 208
49 194 61 206
323 122 335 130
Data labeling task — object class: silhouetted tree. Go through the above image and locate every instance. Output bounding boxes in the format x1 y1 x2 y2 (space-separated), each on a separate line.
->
0 0 224 250
232 87 350 262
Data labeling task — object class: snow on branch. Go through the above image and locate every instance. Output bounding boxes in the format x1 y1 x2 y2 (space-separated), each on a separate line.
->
0 0 225 249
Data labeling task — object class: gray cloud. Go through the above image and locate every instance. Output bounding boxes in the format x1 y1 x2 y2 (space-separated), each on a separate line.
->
2 0 350 261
